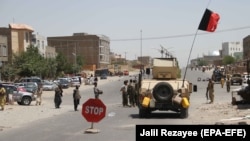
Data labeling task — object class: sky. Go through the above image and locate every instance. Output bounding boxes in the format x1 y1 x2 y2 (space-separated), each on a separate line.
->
1 0 250 68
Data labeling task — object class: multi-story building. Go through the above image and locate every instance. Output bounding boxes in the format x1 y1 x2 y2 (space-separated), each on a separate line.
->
0 35 8 63
45 46 57 59
0 23 34 62
221 42 243 60
32 32 46 57
243 35 250 60
47 32 110 69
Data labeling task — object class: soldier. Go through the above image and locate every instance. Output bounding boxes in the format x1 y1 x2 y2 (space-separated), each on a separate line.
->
207 79 214 104
120 80 128 107
220 77 225 88
226 75 231 92
36 83 43 105
127 79 135 107
0 84 6 111
133 79 139 106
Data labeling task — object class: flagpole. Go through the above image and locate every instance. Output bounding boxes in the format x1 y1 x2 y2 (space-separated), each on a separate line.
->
182 29 199 88
181 0 214 87
206 0 212 8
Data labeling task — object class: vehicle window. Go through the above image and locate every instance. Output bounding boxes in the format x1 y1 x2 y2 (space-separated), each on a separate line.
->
233 74 241 77
12 86 17 91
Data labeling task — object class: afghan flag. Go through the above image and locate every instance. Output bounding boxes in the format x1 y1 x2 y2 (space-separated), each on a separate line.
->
198 9 220 32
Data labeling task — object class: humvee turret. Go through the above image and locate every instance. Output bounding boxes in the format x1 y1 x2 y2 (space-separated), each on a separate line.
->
137 57 196 118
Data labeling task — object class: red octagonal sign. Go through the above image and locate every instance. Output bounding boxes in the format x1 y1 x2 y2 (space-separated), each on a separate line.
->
82 98 106 123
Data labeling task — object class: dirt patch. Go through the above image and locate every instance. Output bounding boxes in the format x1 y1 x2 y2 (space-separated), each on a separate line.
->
190 102 250 124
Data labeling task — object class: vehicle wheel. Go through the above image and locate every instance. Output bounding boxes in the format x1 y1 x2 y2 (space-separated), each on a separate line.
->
180 107 189 119
153 82 174 102
21 96 32 105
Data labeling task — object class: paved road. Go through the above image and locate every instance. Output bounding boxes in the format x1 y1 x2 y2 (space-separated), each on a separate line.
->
0 69 249 141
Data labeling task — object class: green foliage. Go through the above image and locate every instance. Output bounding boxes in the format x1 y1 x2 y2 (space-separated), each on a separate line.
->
197 59 208 66
1 63 16 81
222 55 235 65
13 45 44 77
1 45 86 80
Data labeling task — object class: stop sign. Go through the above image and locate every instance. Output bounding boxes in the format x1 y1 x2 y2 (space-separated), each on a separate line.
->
82 98 106 123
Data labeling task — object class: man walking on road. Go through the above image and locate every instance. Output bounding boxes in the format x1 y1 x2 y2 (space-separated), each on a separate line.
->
207 79 214 104
73 86 81 111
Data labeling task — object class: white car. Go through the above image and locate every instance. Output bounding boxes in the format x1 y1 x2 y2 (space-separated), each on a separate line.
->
42 81 58 91
70 77 81 87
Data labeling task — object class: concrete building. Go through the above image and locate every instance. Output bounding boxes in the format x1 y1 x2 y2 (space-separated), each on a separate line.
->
32 32 46 57
0 23 34 62
243 35 250 60
47 33 110 69
45 46 57 58
222 42 243 60
0 35 8 64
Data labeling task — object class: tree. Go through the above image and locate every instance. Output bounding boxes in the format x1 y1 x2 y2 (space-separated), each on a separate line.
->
55 52 70 77
13 45 44 77
76 55 84 73
222 55 235 65
1 63 16 81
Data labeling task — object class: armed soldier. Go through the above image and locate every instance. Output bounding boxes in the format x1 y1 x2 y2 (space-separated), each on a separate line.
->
207 79 214 104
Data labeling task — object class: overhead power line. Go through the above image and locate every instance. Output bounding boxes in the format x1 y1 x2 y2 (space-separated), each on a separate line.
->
111 26 250 41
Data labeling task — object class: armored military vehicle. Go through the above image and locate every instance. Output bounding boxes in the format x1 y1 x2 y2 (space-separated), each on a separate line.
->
137 57 196 118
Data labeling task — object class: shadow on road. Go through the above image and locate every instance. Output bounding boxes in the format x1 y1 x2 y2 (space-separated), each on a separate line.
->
130 112 181 119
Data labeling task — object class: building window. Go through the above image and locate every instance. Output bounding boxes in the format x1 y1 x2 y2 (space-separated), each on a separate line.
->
37 40 40 48
0 45 7 56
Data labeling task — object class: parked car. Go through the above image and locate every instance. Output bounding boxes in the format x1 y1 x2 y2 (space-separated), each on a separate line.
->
70 77 81 87
19 76 42 86
3 84 36 105
231 73 243 85
57 79 70 89
123 70 129 75
42 80 58 91
14 82 38 94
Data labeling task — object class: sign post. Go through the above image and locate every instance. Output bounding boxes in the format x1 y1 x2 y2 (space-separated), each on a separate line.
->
82 98 106 133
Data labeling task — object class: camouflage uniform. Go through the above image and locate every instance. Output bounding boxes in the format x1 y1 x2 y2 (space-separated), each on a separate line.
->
207 79 214 104
0 84 6 110
120 80 128 107
127 79 135 107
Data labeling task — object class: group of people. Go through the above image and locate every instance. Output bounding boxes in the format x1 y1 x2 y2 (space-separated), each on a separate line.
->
220 76 231 92
120 79 138 107
0 83 44 111
53 78 103 111
207 74 232 104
